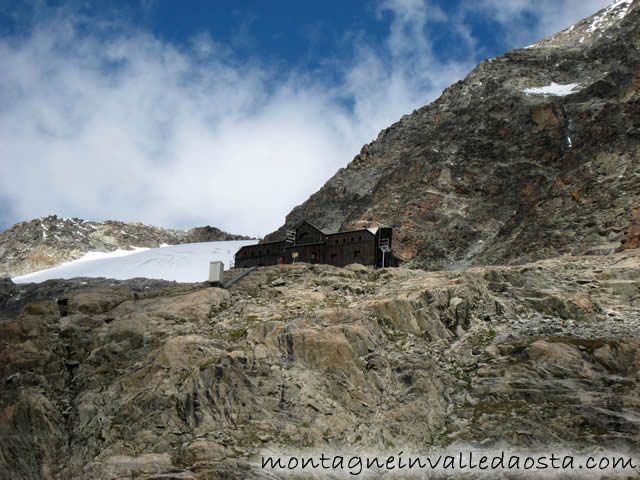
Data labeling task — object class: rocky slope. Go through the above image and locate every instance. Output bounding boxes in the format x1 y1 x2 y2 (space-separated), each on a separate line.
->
2 4 640 479
0 216 252 278
0 249 639 478
266 0 640 270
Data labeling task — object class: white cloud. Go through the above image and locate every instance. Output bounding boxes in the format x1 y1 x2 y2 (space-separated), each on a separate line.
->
0 1 615 236
0 3 473 237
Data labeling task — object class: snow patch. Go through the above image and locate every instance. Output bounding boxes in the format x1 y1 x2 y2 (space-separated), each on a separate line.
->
367 227 379 235
12 240 257 283
606 0 631 17
587 0 631 33
75 247 150 263
523 82 581 96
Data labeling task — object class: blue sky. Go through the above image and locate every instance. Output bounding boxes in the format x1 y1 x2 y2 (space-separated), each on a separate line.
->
0 0 611 236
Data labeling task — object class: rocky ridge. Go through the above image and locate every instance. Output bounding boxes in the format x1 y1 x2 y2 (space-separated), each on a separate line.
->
0 249 639 478
0 215 252 278
265 0 640 270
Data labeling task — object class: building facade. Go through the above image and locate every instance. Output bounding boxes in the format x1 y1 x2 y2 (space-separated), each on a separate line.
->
234 220 394 269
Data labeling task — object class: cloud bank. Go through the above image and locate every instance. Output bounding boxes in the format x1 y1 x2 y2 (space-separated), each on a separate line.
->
0 0 611 236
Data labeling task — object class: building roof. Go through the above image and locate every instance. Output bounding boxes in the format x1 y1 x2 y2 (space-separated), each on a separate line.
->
294 219 328 235
326 228 376 238
235 221 391 257
235 240 284 253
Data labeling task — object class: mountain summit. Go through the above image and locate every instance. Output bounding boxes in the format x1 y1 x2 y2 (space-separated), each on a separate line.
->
267 0 640 270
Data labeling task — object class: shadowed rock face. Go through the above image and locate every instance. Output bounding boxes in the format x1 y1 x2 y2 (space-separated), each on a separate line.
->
0 216 253 278
0 250 639 478
266 1 640 270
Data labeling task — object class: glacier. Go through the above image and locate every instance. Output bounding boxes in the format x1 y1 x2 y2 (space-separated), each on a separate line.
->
12 240 257 284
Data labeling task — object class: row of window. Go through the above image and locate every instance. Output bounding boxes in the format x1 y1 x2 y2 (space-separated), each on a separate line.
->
242 248 273 257
242 234 372 257
298 231 365 244
333 235 364 244
243 248 363 259
313 250 361 260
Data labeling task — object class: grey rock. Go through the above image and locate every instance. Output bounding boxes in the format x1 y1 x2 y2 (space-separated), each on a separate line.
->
265 1 640 272
0 251 639 478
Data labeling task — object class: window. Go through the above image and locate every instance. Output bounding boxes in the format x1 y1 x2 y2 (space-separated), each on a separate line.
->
330 253 337 264
358 236 362 241
298 231 310 241
335 239 338 244
266 249 270 254
351 237 354 242
353 250 361 259
343 238 346 244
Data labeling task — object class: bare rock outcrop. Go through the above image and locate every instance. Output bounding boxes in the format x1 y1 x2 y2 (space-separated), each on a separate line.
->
1 249 639 478
266 0 640 271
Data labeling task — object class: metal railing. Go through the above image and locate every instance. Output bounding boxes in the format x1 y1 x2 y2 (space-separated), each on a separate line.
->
223 266 257 288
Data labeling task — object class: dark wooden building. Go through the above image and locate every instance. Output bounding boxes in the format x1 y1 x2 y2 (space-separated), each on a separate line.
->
234 220 394 269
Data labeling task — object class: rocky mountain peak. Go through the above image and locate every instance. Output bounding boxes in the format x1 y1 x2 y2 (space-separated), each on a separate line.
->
528 0 635 50
266 0 640 271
